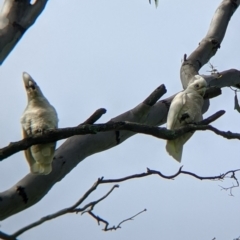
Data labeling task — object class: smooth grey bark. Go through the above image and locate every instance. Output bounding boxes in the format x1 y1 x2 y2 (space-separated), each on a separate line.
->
180 0 240 88
0 70 240 220
1 0 240 221
0 0 48 64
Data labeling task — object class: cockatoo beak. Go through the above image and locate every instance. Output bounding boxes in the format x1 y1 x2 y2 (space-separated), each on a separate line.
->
199 85 207 96
201 86 207 96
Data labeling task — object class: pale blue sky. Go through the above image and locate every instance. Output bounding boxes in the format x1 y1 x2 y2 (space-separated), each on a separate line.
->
0 0 240 239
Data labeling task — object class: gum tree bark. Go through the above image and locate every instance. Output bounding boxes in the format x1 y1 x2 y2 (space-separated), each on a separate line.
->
180 0 240 88
0 0 240 221
0 0 48 64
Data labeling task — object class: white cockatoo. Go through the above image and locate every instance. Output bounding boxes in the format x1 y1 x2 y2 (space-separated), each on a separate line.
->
21 72 58 175
166 75 207 162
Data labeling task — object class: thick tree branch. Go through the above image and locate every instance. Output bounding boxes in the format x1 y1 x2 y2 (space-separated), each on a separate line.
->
0 167 239 239
0 179 120 240
81 108 107 125
180 0 240 88
142 83 167 106
0 70 239 220
1 0 240 234
207 69 240 89
0 110 229 161
0 83 170 220
1 9 240 215
0 0 48 64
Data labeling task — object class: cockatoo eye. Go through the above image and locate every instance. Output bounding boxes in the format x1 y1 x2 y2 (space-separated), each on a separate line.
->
195 84 199 88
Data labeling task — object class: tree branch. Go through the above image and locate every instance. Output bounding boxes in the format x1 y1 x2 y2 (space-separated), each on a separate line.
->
0 0 48 64
100 167 240 184
88 209 147 231
0 167 239 239
142 84 167 106
207 69 240 89
9 184 119 239
0 110 229 161
180 0 240 87
2 63 240 219
81 108 107 125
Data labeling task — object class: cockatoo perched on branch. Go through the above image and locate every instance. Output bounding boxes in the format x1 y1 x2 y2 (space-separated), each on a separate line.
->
21 72 58 175
166 75 207 162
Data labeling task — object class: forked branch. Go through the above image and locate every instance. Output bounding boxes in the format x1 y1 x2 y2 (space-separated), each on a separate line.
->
0 167 239 239
2 109 240 161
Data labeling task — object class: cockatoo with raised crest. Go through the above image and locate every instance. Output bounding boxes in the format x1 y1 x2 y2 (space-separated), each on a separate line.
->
21 72 58 175
166 75 207 162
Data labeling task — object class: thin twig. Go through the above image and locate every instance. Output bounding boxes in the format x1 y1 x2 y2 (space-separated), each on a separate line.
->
219 171 240 196
1 167 239 239
100 167 240 183
88 208 147 231
10 179 118 239
111 209 147 231
78 184 119 214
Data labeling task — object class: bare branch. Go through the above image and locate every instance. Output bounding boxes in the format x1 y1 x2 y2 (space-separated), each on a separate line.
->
78 184 119 215
219 171 240 196
208 69 240 89
100 167 240 184
0 81 169 220
203 87 222 99
1 71 240 220
8 180 118 239
197 110 225 125
0 110 227 161
1 167 239 239
0 0 48 64
88 209 147 231
1 0 240 234
110 209 147 231
81 108 107 125
181 0 240 87
0 231 14 240
0 122 127 161
142 84 167 106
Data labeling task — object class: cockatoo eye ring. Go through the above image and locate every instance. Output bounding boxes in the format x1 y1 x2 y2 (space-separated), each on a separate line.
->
195 84 199 88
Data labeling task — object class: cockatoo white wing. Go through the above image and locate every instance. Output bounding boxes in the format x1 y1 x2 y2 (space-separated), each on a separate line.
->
166 92 189 162
165 77 207 162
166 92 186 130
22 127 37 173
21 72 58 175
